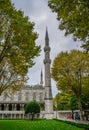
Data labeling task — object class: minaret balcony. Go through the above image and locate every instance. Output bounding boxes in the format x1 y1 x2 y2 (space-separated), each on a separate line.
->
44 46 50 52
44 59 51 64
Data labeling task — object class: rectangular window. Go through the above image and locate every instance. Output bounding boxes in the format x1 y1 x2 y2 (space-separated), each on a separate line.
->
18 93 22 101
39 92 43 102
33 92 36 101
25 92 29 101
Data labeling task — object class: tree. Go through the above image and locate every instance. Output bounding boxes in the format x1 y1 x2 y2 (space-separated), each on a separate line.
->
69 95 78 119
81 94 89 120
0 0 40 95
51 50 89 119
81 94 89 110
25 101 40 120
48 0 89 52
54 92 78 111
69 95 78 110
57 94 68 110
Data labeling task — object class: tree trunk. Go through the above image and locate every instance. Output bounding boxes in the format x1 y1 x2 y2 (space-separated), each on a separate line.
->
77 97 83 120
31 113 34 120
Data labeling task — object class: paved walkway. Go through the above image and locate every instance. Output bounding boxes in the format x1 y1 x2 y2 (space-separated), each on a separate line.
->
57 118 89 125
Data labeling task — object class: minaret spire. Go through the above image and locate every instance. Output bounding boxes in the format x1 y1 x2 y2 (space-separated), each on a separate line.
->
44 28 53 119
40 69 43 85
44 28 51 89
45 27 49 41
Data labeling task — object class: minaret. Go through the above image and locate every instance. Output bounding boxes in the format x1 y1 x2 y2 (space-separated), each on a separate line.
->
44 28 53 119
40 69 43 85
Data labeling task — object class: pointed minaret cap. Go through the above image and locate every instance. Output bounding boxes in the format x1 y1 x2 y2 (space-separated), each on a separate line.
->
45 27 49 40
40 69 43 85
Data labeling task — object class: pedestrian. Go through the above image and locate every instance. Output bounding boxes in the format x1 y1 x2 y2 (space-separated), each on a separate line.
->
75 112 80 120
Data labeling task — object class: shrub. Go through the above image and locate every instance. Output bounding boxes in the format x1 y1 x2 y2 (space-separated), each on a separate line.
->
25 101 40 120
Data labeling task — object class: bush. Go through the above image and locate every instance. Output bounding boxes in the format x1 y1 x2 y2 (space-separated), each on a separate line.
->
54 119 89 130
25 101 40 120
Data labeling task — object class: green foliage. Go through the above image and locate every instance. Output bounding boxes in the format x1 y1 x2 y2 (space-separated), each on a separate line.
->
0 0 40 95
57 93 69 110
54 92 78 110
56 119 89 130
25 101 40 120
48 0 89 51
51 50 89 95
0 120 84 130
51 50 89 113
69 95 78 110
81 94 89 110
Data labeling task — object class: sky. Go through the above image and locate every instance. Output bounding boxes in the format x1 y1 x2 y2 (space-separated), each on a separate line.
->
11 0 81 97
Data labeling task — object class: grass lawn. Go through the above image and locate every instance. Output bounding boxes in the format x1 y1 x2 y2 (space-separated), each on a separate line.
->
0 119 84 130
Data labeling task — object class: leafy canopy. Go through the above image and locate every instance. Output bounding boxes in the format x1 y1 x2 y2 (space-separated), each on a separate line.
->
25 101 40 120
51 50 89 111
25 101 40 114
54 93 78 110
48 0 89 51
51 50 89 116
0 0 40 95
51 50 89 96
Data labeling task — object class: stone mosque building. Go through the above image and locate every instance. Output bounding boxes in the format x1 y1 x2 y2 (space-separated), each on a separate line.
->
0 29 53 119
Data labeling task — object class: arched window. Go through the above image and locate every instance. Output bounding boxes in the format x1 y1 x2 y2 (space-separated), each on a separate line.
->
16 104 20 111
1 104 4 110
8 104 12 111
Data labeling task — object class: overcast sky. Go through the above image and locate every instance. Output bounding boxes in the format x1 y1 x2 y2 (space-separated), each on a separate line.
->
11 0 81 97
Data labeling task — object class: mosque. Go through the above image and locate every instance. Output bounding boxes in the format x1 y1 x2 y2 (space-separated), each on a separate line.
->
0 29 53 119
